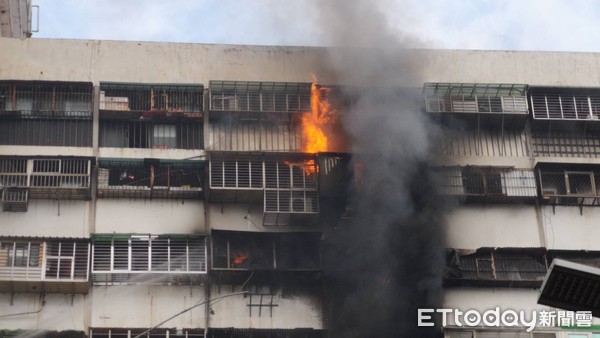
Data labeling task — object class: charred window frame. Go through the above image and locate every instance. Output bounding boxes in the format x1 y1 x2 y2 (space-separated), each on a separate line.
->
212 231 321 271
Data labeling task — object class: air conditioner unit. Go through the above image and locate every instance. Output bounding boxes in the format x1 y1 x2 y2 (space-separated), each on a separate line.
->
542 188 558 204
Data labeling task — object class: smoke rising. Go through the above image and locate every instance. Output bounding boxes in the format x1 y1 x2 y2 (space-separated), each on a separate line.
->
284 1 447 337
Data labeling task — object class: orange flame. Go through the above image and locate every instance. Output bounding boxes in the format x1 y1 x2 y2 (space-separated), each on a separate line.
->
301 75 337 153
231 253 248 268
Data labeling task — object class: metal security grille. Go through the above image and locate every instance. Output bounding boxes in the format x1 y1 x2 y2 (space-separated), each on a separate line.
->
0 157 91 200
423 83 528 114
0 81 93 117
90 328 204 338
92 234 207 285
210 155 264 189
99 83 203 112
433 167 537 199
530 88 600 120
99 120 202 149
0 239 89 293
97 160 203 199
532 130 600 158
209 81 311 113
539 166 600 206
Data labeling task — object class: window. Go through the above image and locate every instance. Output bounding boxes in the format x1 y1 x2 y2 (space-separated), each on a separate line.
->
92 235 207 283
2 242 40 267
209 81 311 113
423 83 528 114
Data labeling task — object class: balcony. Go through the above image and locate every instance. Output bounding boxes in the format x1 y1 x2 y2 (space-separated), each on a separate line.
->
209 153 319 226
97 158 203 199
0 157 91 206
0 81 93 147
98 83 203 152
0 238 90 293
433 166 537 203
207 81 311 152
91 234 207 285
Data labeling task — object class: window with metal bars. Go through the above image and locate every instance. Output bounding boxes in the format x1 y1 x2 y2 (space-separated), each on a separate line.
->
433 166 537 199
0 239 89 282
99 120 203 149
97 160 203 199
212 231 320 270
89 328 204 338
99 83 203 112
538 164 600 206
92 234 207 284
423 83 528 114
530 87 600 120
209 81 311 113
0 157 91 194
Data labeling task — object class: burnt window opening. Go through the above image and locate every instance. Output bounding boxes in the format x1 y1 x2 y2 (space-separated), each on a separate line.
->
99 83 203 113
212 231 321 271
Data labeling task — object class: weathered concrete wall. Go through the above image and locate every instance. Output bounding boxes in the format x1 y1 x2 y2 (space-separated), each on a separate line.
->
3 38 600 87
0 200 89 237
95 199 205 234
0 293 87 331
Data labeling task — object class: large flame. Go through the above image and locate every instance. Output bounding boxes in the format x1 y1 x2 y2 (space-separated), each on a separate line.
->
301 75 337 153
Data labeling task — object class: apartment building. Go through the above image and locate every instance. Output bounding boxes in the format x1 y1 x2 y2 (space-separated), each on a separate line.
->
1 37 600 338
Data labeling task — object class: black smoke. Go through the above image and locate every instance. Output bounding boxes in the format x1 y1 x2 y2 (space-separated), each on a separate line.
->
298 1 447 337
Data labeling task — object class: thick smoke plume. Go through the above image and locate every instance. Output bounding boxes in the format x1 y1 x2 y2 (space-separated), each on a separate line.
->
291 1 447 337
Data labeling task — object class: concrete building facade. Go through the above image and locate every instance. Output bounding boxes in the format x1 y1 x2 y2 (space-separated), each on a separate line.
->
1 37 600 337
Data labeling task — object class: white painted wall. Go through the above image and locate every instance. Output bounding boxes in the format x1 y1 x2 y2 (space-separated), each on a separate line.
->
0 200 89 237
207 203 321 232
91 285 205 329
444 205 542 249
541 206 600 250
208 285 323 329
0 293 87 331
95 199 205 234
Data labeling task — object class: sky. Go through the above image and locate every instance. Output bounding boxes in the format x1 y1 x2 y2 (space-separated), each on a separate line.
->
32 0 600 52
